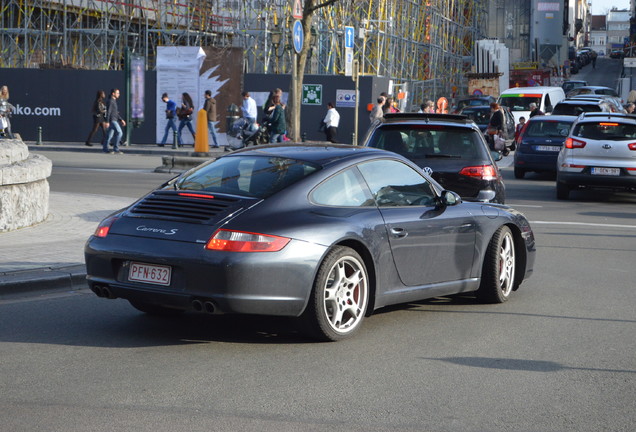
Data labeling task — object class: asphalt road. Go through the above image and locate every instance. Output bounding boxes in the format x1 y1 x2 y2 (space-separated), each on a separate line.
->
2 60 635 430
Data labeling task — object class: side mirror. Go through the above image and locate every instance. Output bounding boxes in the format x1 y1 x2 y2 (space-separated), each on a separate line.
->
440 190 462 206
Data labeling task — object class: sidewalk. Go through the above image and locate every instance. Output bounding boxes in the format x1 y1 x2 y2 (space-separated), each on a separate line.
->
0 140 225 298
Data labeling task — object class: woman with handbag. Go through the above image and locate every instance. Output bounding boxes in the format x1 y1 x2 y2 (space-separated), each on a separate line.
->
486 102 508 154
177 92 195 146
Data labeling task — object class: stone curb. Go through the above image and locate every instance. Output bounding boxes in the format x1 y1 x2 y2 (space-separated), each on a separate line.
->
0 264 87 298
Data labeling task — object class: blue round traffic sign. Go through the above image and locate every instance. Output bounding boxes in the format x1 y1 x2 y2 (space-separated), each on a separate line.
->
293 20 304 54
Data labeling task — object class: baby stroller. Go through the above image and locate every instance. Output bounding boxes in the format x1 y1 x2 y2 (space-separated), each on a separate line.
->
226 118 265 150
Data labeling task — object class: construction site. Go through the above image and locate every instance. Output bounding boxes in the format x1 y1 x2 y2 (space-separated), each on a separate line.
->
1 0 490 104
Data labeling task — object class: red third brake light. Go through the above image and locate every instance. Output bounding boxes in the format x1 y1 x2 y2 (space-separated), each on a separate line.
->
459 165 497 180
206 229 290 252
565 137 586 149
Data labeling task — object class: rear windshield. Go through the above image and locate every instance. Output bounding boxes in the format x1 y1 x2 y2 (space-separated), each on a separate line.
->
563 82 585 93
499 95 542 112
173 155 320 198
457 99 490 111
367 124 489 159
460 108 490 124
525 120 573 137
552 103 602 116
573 121 636 141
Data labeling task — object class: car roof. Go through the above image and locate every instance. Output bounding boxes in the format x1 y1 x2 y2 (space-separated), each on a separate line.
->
575 112 636 123
556 99 606 106
527 115 575 122
576 86 614 91
500 86 562 93
381 112 478 128
224 143 389 166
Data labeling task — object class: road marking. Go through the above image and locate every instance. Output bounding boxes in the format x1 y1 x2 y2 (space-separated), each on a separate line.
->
532 221 636 229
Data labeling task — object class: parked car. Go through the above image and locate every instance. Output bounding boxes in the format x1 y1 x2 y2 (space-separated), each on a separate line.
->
562 80 587 94
556 113 636 199
566 86 619 98
362 113 506 203
610 49 624 59
458 105 516 139
84 143 536 341
551 98 615 116
513 115 575 178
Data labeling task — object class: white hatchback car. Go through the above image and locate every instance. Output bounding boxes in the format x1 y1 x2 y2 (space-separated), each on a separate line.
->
557 113 636 199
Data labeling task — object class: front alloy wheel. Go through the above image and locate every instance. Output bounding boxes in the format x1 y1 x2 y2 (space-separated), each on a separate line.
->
302 246 369 341
476 226 516 303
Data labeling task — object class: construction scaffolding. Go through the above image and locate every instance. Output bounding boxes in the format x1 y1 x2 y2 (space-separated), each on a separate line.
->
1 0 489 103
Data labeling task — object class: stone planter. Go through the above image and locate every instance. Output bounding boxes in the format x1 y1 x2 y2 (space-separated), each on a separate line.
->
0 138 52 232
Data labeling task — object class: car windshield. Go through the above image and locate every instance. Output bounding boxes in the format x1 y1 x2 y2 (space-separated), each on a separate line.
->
367 124 488 159
525 120 573 137
457 99 489 111
563 82 585 93
573 121 636 141
173 155 320 198
499 95 542 111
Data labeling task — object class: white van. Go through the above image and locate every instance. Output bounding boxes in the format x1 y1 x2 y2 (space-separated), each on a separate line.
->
498 86 566 124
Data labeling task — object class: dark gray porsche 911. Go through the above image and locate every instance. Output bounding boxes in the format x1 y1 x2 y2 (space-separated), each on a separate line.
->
85 144 536 341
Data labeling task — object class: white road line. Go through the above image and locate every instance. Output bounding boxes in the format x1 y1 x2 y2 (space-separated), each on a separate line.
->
532 221 636 229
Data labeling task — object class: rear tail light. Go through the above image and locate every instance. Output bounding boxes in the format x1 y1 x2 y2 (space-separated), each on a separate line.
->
94 216 118 238
565 137 586 149
206 229 290 252
459 165 498 181
628 143 636 151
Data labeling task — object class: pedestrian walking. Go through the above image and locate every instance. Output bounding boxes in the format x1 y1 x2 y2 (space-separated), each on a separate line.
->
268 93 286 143
159 92 178 147
369 96 386 122
486 102 506 153
203 89 220 148
102 88 126 154
323 102 340 143
0 85 15 139
241 91 257 126
177 92 195 146
85 89 107 146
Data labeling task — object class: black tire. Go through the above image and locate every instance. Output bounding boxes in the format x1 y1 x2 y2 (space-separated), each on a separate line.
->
476 226 516 304
514 167 525 179
556 181 570 200
128 300 184 316
301 246 369 341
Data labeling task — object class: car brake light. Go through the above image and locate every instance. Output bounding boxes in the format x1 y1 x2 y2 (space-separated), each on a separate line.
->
94 216 118 238
599 122 619 126
206 229 290 252
459 165 497 180
565 137 586 148
178 192 215 199
628 143 636 151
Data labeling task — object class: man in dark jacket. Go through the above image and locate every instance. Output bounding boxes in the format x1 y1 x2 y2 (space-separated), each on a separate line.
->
102 88 126 154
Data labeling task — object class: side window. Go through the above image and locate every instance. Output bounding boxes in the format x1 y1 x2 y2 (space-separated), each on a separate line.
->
357 159 437 207
311 168 374 207
544 94 552 112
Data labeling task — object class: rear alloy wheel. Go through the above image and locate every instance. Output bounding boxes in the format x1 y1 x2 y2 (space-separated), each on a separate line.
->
476 226 516 304
556 181 570 200
513 167 525 179
302 246 369 341
128 300 184 316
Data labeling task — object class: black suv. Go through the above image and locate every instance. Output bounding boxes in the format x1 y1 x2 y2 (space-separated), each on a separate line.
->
362 113 505 203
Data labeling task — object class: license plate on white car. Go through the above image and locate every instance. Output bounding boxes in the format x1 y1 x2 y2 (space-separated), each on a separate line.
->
128 262 172 286
591 167 620 176
536 145 561 152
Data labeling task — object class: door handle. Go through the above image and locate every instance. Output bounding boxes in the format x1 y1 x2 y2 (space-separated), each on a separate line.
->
390 227 408 238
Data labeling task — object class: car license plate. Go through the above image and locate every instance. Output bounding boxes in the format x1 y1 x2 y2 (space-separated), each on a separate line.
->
536 145 561 152
591 167 620 176
128 262 172 286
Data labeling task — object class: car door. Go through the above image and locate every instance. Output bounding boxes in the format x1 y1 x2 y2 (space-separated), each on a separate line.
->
357 159 477 287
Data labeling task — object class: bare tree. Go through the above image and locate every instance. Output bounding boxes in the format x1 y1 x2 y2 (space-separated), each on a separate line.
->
288 0 342 141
